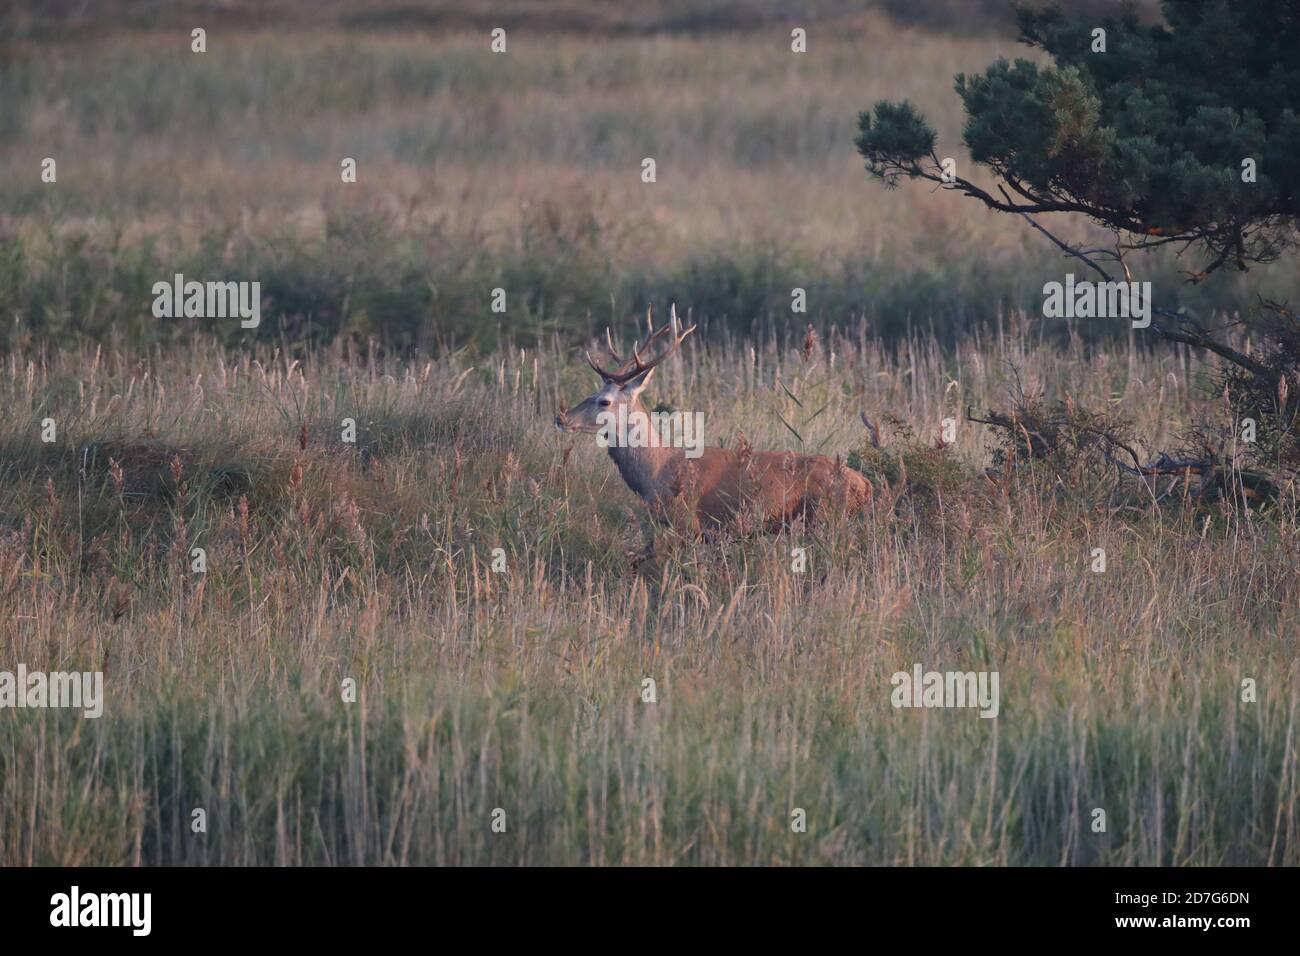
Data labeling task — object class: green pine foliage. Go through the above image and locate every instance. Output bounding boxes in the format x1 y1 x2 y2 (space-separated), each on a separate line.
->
857 0 1300 481
859 0 1300 270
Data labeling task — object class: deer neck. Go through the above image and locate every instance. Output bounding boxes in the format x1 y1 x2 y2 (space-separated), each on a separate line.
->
605 401 683 501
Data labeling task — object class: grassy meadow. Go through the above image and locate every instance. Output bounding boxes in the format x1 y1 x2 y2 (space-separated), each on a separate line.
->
1 3 1298 866
3 329 1299 865
3 3 1292 349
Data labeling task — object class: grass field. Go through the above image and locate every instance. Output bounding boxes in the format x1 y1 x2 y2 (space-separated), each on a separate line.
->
1 3 1298 866
3 5 1292 348
3 328 1298 865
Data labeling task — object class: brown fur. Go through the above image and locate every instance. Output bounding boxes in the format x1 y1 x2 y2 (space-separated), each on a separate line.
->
557 307 872 541
564 394 872 537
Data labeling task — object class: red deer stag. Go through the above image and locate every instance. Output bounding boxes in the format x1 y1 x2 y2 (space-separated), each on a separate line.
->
555 306 871 543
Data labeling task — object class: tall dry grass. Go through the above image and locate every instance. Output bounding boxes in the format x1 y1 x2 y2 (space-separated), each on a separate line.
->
2 329 1297 865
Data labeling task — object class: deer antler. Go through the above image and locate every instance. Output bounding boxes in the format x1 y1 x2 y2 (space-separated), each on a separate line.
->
587 304 696 384
604 328 625 365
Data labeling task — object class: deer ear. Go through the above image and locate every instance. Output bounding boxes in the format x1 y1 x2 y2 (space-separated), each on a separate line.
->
620 366 654 396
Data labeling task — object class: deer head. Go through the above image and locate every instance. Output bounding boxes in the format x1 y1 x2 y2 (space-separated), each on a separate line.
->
555 305 696 435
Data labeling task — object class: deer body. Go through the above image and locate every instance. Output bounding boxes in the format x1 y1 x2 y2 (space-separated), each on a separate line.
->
557 307 871 539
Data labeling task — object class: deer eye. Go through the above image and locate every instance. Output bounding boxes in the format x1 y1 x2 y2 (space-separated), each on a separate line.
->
598 398 612 407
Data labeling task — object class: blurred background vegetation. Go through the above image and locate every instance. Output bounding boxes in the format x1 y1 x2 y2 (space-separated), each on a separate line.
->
5 0 1293 353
